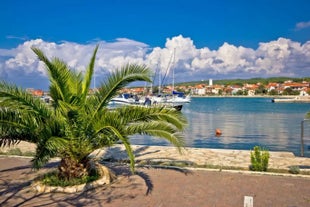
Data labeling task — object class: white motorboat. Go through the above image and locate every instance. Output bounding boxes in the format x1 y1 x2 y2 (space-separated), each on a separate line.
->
166 91 191 104
109 93 141 106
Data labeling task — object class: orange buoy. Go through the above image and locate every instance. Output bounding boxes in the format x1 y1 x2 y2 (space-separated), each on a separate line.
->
215 128 222 136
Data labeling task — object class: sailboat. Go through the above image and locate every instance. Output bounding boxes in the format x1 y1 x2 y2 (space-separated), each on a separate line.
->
108 49 189 111
153 48 191 106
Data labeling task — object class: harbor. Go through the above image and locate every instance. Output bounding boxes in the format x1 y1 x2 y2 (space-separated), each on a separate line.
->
131 97 310 157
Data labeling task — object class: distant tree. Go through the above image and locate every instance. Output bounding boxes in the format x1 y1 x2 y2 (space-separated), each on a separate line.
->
282 87 300 95
236 90 244 95
218 89 223 95
282 88 292 95
268 89 278 96
175 87 186 93
255 85 267 95
243 89 248 96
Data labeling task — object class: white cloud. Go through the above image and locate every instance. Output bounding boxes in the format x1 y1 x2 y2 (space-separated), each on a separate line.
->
295 21 310 30
6 35 28 41
0 36 310 89
254 38 310 76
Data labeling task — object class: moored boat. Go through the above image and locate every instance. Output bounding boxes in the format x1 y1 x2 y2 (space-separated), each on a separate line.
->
109 93 142 106
109 93 183 111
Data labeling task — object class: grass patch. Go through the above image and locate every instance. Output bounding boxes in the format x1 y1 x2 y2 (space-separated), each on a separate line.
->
41 171 100 187
0 148 35 157
136 160 246 171
196 164 246 171
136 160 194 167
267 168 289 174
300 171 310 175
6 148 22 156
22 151 36 157
263 168 310 176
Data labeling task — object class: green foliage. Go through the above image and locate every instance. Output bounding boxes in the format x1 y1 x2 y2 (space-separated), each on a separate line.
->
250 146 270 171
22 151 36 157
255 85 267 95
236 90 244 95
282 87 300 95
7 148 22 156
41 171 100 187
288 166 300 174
0 148 35 156
268 89 278 95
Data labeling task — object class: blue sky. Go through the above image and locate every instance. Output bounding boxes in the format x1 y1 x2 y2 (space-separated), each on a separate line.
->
1 0 310 89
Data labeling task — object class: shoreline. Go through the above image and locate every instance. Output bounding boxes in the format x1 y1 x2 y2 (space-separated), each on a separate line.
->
191 94 310 98
191 95 310 103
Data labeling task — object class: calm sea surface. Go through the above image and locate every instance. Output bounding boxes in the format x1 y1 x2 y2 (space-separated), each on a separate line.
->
131 97 310 157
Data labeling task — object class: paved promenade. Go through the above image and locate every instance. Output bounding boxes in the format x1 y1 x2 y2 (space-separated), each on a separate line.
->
1 142 310 206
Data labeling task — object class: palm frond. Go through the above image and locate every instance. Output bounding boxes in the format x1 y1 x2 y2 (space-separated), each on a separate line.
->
0 103 66 148
0 81 51 118
32 47 82 104
101 125 136 173
0 82 54 147
126 121 185 150
32 137 64 169
119 136 135 173
117 105 188 130
90 109 124 145
81 45 98 102
91 64 152 116
32 48 67 100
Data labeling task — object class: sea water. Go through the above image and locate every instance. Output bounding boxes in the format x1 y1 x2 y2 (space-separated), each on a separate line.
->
131 97 310 157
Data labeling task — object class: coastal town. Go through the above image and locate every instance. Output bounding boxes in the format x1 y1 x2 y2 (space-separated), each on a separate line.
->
26 79 310 98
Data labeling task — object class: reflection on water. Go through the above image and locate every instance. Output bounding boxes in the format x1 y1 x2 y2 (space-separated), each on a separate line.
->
131 97 310 157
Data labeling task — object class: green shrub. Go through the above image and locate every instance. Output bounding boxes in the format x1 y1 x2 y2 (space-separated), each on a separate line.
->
7 148 23 156
288 166 300 174
41 171 100 187
22 151 36 157
250 146 270 171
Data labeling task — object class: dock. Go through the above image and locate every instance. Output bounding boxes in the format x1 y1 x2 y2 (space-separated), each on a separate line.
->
272 96 310 103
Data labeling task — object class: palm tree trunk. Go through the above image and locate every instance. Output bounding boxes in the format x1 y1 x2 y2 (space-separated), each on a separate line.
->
58 156 88 180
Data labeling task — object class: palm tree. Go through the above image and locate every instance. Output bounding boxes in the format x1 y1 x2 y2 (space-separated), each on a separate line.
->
0 45 187 181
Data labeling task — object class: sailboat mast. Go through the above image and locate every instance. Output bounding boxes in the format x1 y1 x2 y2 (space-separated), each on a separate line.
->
158 64 161 94
172 48 176 93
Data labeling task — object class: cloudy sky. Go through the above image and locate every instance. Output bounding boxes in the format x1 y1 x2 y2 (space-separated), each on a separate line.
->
1 0 310 90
